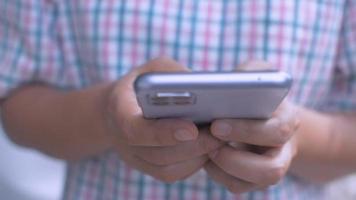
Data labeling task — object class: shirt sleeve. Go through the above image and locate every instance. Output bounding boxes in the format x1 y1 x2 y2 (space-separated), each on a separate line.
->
0 1 73 100
324 0 356 111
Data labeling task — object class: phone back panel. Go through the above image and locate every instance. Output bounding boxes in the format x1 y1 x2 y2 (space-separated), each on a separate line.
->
134 72 292 123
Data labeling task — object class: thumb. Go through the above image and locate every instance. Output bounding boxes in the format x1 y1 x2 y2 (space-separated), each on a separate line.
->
236 60 275 72
136 56 191 74
123 57 190 87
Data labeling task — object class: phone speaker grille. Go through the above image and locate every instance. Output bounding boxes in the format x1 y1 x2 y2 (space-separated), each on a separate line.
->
147 92 196 106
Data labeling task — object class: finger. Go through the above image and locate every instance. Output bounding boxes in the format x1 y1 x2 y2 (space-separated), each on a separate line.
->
117 57 191 96
112 57 191 116
109 57 198 146
204 161 257 194
210 102 299 147
116 114 199 146
237 60 275 71
133 129 224 165
209 143 293 186
136 56 191 74
130 152 208 183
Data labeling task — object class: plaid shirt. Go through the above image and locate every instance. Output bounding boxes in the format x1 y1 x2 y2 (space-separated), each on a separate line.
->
1 0 356 199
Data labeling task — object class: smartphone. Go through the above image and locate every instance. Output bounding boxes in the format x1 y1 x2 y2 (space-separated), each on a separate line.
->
134 71 292 124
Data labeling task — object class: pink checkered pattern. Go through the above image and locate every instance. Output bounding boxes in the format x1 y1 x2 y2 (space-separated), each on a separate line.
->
1 0 356 199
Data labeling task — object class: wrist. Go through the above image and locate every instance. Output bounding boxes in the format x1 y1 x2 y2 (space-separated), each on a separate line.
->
293 107 333 159
54 82 118 159
289 106 336 182
84 82 118 152
99 82 119 147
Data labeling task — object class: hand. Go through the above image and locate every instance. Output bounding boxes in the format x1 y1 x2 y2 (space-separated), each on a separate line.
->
204 61 301 193
106 57 224 182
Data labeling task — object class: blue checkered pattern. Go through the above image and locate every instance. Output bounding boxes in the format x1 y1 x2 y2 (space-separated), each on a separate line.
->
1 0 356 199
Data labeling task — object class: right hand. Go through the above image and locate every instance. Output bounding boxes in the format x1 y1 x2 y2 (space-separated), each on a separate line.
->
105 57 224 182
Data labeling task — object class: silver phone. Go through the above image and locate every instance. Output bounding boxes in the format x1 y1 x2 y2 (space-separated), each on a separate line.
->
134 71 292 124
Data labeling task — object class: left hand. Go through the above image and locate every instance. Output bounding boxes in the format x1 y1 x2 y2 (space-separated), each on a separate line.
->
204 61 301 193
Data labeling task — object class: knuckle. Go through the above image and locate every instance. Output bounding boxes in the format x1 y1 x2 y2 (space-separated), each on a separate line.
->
262 165 285 185
198 135 218 155
273 121 292 146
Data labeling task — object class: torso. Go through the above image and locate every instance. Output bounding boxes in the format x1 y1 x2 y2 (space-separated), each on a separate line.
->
58 1 345 199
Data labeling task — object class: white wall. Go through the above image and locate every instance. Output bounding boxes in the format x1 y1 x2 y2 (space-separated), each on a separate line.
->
325 175 356 200
0 124 65 200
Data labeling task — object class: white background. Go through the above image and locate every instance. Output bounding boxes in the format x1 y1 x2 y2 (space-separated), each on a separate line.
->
0 123 65 200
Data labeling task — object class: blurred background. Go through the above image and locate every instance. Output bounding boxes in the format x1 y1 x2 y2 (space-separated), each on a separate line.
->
0 120 355 200
0 122 65 200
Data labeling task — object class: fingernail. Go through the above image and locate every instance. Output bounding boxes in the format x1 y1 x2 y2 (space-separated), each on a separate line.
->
174 129 195 141
213 122 232 137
